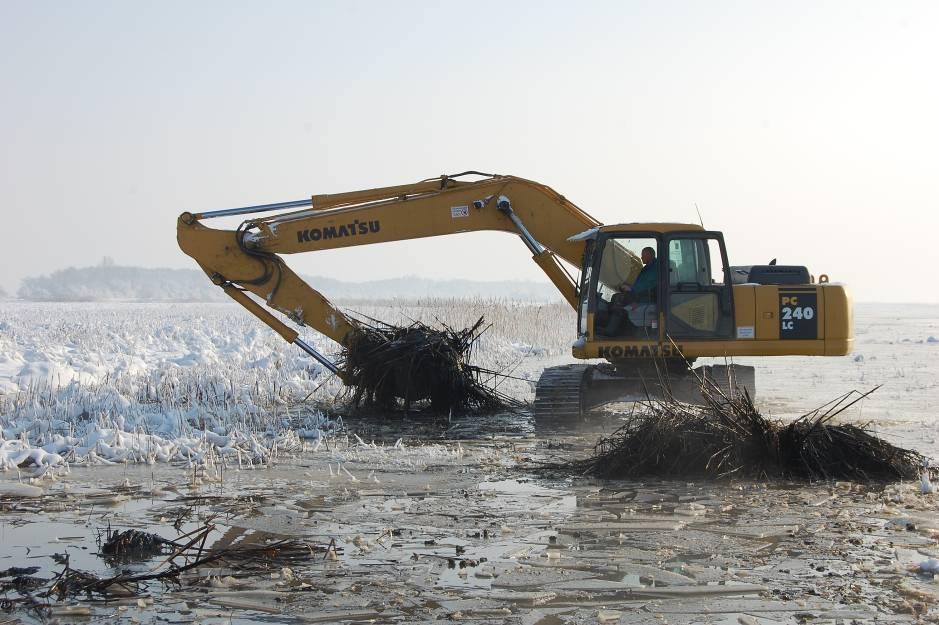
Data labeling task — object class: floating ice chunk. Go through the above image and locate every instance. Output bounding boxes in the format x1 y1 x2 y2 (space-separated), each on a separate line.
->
298 428 322 440
203 431 230 447
674 502 707 516
0 482 43 497
922 472 934 495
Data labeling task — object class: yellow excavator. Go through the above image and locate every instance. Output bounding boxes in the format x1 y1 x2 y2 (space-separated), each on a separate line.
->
177 172 852 422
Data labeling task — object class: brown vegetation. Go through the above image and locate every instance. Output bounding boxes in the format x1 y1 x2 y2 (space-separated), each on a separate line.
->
584 381 924 482
339 316 521 413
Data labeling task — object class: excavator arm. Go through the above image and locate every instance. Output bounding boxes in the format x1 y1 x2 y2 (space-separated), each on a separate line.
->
177 173 600 369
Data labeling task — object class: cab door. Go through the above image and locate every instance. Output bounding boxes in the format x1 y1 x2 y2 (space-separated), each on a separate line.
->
664 233 734 339
586 232 661 339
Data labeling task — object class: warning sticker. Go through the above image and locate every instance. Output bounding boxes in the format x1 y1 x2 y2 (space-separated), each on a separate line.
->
736 326 755 339
450 205 469 218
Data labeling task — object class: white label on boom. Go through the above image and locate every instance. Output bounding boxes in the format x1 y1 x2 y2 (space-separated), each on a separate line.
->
450 205 469 218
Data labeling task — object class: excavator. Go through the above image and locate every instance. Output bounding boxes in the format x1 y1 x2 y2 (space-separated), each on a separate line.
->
177 172 853 423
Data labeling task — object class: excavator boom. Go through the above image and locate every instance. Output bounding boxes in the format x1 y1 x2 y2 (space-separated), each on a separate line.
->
178 173 594 354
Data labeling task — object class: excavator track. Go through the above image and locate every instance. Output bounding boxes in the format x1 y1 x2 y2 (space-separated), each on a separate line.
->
532 364 591 426
532 362 756 429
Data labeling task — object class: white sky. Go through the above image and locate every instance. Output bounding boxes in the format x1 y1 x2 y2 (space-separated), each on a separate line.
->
2 1 937 302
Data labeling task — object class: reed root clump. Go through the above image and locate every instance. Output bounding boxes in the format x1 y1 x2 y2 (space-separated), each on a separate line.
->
586 382 924 482
339 316 519 413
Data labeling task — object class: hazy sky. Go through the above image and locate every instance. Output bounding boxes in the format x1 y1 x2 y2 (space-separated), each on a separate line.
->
2 1 937 302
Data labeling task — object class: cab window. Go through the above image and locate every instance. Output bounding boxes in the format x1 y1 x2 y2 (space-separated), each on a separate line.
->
592 235 659 338
666 235 732 338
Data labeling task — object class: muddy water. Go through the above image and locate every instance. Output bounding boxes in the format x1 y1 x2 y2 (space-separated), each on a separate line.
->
1 427 938 624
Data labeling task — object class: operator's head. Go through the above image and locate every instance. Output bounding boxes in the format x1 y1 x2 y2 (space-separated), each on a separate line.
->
641 247 655 265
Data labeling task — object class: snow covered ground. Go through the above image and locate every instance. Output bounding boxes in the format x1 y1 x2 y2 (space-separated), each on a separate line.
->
0 300 937 472
0 300 571 472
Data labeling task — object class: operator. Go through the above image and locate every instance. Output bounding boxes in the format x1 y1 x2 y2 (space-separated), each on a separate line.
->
616 246 657 304
601 247 658 335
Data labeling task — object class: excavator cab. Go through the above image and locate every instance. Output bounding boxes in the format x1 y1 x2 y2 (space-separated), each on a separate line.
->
543 221 850 423
530 225 752 424
578 225 735 346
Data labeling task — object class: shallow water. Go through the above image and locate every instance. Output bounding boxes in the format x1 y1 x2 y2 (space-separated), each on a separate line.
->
2 433 938 623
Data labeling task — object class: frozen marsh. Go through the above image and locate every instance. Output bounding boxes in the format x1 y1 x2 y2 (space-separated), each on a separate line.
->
1 300 938 623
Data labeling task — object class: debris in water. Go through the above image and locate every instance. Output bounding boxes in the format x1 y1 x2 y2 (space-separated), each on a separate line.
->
0 521 335 608
338 315 520 412
101 528 171 562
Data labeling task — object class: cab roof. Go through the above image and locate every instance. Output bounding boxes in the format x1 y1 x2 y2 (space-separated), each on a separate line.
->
599 223 706 233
